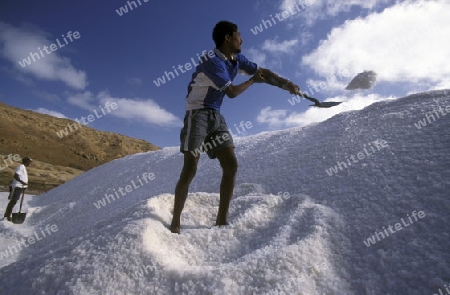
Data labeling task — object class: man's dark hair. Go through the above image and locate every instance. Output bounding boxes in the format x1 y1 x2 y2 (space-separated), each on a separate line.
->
22 156 32 163
212 21 238 47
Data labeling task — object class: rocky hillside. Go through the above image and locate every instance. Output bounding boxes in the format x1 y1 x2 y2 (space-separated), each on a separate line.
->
0 102 160 193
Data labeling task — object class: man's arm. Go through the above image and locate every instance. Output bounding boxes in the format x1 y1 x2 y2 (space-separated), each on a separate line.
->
259 68 300 95
223 69 266 98
222 67 301 99
14 173 27 185
223 79 254 99
260 68 322 104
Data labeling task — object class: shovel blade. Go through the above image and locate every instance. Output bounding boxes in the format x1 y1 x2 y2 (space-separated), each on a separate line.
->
310 101 343 108
11 213 26 224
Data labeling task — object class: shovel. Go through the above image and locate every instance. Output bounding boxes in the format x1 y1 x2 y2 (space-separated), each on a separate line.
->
297 93 343 108
264 76 343 108
12 189 26 224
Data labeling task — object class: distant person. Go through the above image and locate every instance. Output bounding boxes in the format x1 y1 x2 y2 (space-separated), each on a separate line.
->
3 156 32 221
170 20 300 233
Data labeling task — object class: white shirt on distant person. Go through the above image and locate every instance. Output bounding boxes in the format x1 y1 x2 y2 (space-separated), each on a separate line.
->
10 164 28 188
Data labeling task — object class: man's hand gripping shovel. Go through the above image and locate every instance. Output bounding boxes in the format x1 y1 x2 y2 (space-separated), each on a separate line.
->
255 69 343 108
260 72 343 108
283 82 342 108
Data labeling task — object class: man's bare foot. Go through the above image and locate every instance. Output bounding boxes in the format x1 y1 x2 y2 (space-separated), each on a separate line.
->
215 222 229 227
170 223 180 234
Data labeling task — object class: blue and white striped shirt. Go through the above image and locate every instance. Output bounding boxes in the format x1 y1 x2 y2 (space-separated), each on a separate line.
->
185 48 258 111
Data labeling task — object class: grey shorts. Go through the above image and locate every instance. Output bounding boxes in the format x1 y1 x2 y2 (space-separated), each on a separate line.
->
180 108 234 159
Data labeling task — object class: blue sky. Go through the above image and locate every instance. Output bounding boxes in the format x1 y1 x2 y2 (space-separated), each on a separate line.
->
1 0 448 147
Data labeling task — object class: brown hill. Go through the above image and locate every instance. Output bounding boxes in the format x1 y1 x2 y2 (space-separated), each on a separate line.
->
0 102 160 193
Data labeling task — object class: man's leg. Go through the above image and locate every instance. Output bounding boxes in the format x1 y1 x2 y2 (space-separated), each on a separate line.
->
215 147 238 226
4 199 17 219
4 188 21 220
170 152 200 233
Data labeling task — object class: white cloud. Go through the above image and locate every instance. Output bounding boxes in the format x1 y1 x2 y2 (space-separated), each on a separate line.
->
258 94 395 128
67 91 96 110
32 90 61 102
67 91 182 127
302 1 450 90
280 0 390 26
299 30 314 47
303 73 351 94
246 48 267 67
0 22 87 89
262 39 298 54
257 106 288 128
430 78 450 91
127 77 143 86
247 38 298 71
246 47 282 71
33 108 67 118
0 65 34 86
98 92 182 127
